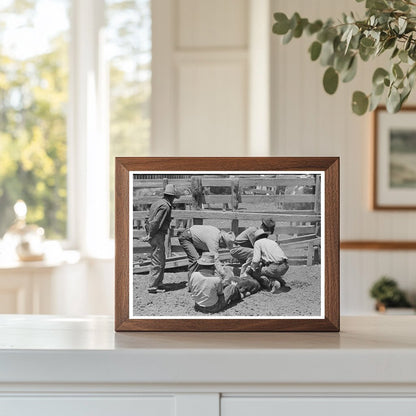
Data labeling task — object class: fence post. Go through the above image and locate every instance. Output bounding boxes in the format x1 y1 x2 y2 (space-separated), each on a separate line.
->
191 176 204 225
314 175 321 214
231 178 240 235
307 241 314 266
165 226 173 258
231 177 240 211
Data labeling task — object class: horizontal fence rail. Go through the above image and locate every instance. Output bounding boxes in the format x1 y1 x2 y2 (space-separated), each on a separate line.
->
133 210 321 223
132 174 321 271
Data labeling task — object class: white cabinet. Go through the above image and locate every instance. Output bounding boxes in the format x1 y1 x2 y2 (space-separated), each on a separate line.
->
1 397 175 416
222 398 416 416
1 316 416 416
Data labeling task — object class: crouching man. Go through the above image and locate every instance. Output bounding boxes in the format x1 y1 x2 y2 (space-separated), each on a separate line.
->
189 252 241 313
179 225 235 281
247 229 290 293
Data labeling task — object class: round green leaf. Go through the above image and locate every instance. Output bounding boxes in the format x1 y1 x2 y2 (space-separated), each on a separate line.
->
387 87 401 113
352 91 369 115
373 82 385 96
309 41 322 61
317 30 328 43
399 50 408 63
293 18 308 38
342 56 357 83
369 92 383 111
391 47 399 59
334 52 352 73
405 34 413 51
367 0 388 11
320 40 335 66
393 63 404 79
290 12 301 30
360 37 375 48
323 67 339 95
273 13 290 35
372 68 389 86
400 88 411 107
282 29 293 44
359 43 375 62
307 20 323 35
384 37 396 50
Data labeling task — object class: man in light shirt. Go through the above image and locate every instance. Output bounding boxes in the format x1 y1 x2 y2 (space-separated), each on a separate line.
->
189 252 241 313
230 217 275 275
179 225 235 280
247 229 290 292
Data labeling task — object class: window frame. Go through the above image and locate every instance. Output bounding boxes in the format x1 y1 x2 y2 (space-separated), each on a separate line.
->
67 0 112 257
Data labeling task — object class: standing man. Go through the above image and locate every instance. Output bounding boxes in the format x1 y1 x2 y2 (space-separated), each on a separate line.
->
146 184 176 294
179 224 235 280
247 229 289 293
230 217 275 275
189 252 241 313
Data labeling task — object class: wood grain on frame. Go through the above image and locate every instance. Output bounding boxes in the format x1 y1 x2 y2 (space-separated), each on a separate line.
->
115 157 340 332
373 106 416 210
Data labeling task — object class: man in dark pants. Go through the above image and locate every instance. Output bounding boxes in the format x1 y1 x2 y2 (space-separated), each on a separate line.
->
146 184 176 294
230 217 275 276
178 224 235 281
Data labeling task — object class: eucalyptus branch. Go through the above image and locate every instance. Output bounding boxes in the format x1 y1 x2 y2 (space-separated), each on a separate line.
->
272 0 416 115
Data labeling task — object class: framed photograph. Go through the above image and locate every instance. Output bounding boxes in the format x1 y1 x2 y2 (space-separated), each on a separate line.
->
374 106 416 209
115 157 339 331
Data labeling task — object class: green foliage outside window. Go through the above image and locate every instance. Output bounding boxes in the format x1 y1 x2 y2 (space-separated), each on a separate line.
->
0 0 151 240
107 0 151 237
0 0 69 238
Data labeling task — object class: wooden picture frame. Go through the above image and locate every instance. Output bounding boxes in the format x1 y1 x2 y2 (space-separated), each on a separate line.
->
115 157 339 332
373 106 416 210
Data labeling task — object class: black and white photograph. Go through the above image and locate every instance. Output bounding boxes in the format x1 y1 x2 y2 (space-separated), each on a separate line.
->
129 171 324 318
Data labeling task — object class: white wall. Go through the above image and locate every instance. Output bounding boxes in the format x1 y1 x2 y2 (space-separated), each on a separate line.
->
61 0 416 316
270 0 416 313
152 0 251 156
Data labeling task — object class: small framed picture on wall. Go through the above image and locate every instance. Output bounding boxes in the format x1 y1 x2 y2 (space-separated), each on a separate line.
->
374 106 416 209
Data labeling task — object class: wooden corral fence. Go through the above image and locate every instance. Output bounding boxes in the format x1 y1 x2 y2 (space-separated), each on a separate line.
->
132 175 321 273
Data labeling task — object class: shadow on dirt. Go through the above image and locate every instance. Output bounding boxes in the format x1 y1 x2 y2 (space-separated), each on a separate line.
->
163 281 187 292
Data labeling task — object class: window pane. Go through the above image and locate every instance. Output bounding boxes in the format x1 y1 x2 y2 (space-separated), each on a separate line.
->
106 0 151 237
0 0 70 239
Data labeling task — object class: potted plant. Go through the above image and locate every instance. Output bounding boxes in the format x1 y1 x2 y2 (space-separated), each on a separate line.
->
369 276 413 313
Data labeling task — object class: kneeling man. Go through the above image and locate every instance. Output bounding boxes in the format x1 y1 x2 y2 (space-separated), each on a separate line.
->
190 252 241 313
247 229 290 292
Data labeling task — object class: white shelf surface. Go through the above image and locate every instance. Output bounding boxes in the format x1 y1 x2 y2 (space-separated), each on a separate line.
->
0 315 416 388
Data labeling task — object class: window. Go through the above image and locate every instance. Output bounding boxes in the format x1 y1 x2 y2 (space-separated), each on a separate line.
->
0 0 70 239
0 0 151 252
106 0 151 237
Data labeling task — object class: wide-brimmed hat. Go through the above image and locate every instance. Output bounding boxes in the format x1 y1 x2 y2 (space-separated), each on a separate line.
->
197 252 216 266
164 184 177 197
261 217 275 229
254 229 269 241
220 230 235 249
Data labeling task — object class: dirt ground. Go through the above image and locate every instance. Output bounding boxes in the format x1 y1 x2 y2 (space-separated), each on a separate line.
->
132 264 321 317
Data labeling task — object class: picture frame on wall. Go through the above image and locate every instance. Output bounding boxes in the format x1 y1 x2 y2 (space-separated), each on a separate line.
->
374 106 416 210
115 157 339 332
